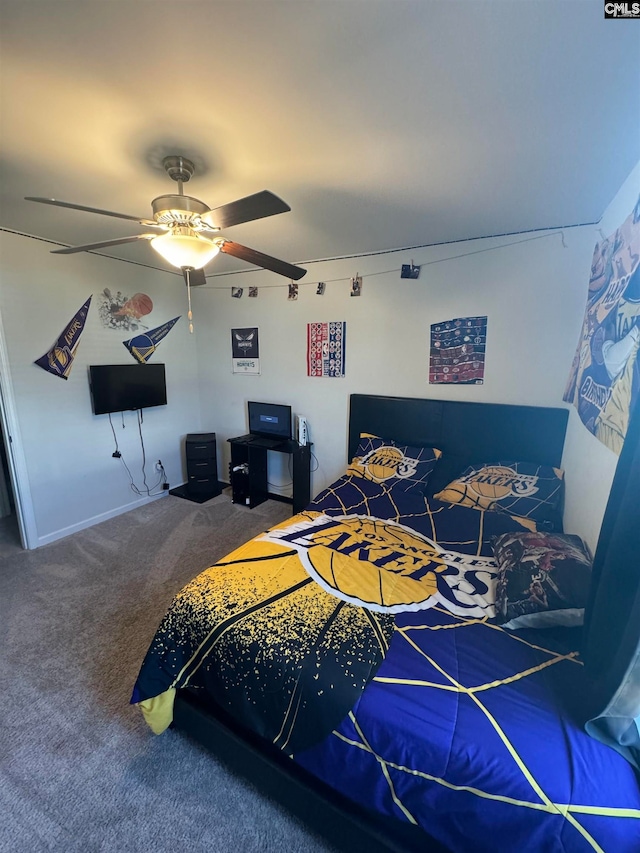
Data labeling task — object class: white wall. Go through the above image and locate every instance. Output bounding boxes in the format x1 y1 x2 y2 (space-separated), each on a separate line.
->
193 224 596 503
561 161 640 554
2 163 637 550
0 232 203 546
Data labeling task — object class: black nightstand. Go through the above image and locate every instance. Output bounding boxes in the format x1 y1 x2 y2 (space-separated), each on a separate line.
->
170 433 222 503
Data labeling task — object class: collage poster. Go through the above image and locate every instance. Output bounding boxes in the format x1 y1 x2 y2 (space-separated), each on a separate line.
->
307 321 346 378
232 327 260 374
564 197 640 454
429 316 487 384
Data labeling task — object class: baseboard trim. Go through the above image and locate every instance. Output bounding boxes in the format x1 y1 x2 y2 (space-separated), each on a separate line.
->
35 491 167 548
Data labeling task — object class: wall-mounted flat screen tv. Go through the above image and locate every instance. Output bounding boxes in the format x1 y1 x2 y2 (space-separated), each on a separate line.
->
89 364 167 415
248 400 292 439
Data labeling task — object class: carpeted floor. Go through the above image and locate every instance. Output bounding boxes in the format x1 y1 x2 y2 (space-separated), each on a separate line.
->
0 490 341 853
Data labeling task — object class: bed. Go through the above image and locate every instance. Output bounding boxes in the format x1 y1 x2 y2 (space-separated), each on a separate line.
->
132 394 640 852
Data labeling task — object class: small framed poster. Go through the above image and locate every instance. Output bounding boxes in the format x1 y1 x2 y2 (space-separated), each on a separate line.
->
232 327 260 374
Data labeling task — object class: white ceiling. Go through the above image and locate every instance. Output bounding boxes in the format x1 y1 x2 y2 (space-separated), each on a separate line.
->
1 0 639 279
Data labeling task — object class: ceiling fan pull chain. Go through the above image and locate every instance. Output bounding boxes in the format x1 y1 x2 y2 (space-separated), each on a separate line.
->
185 268 194 334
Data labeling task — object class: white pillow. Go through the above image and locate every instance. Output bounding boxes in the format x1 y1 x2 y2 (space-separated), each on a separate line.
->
501 607 584 631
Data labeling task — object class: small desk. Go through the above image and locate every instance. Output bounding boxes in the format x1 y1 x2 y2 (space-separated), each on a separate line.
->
228 436 312 514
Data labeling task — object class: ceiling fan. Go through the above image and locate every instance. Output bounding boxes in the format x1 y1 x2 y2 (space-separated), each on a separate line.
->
25 155 307 286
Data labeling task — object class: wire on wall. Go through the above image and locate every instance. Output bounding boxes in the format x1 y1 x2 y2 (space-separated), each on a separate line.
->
1 216 594 289
268 445 319 493
108 411 168 497
200 228 573 292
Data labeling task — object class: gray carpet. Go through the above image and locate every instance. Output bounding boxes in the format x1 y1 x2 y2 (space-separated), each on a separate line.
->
0 490 339 852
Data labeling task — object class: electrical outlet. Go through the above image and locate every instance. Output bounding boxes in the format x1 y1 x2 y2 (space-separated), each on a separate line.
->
155 460 163 471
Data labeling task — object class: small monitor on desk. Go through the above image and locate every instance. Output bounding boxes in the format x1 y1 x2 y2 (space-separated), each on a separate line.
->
248 401 292 441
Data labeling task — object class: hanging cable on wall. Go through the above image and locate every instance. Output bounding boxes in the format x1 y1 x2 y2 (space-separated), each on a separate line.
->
107 411 167 497
195 229 582 293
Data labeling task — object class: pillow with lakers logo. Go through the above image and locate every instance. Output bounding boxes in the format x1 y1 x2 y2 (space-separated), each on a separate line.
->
347 434 441 494
433 461 564 526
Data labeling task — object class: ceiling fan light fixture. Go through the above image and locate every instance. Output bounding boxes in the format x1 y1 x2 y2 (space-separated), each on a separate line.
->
150 226 220 269
27 160 306 280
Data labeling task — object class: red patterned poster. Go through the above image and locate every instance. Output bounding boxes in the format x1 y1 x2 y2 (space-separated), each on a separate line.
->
307 322 346 377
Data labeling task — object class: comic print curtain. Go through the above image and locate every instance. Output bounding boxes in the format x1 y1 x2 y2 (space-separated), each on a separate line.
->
564 197 640 454
582 395 640 769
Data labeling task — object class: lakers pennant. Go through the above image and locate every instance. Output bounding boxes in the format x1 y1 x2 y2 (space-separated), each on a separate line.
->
34 296 92 380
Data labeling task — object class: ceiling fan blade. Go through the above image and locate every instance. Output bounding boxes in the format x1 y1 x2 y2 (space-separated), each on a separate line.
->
52 234 154 255
182 268 207 287
25 197 157 227
220 240 307 280
201 191 290 230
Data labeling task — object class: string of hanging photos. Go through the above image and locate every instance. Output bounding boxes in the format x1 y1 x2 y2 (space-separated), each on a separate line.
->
0 219 581 333
201 226 574 298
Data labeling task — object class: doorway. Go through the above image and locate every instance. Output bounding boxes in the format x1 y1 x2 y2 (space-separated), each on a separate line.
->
0 305 37 550
0 431 21 552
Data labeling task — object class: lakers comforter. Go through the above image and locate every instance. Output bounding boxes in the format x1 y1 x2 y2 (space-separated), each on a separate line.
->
132 473 640 852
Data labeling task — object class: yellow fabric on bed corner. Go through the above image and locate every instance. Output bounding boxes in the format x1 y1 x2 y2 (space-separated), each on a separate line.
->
138 688 176 734
510 515 537 532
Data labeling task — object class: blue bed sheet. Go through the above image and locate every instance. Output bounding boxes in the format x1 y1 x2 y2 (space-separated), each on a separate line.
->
293 475 640 852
